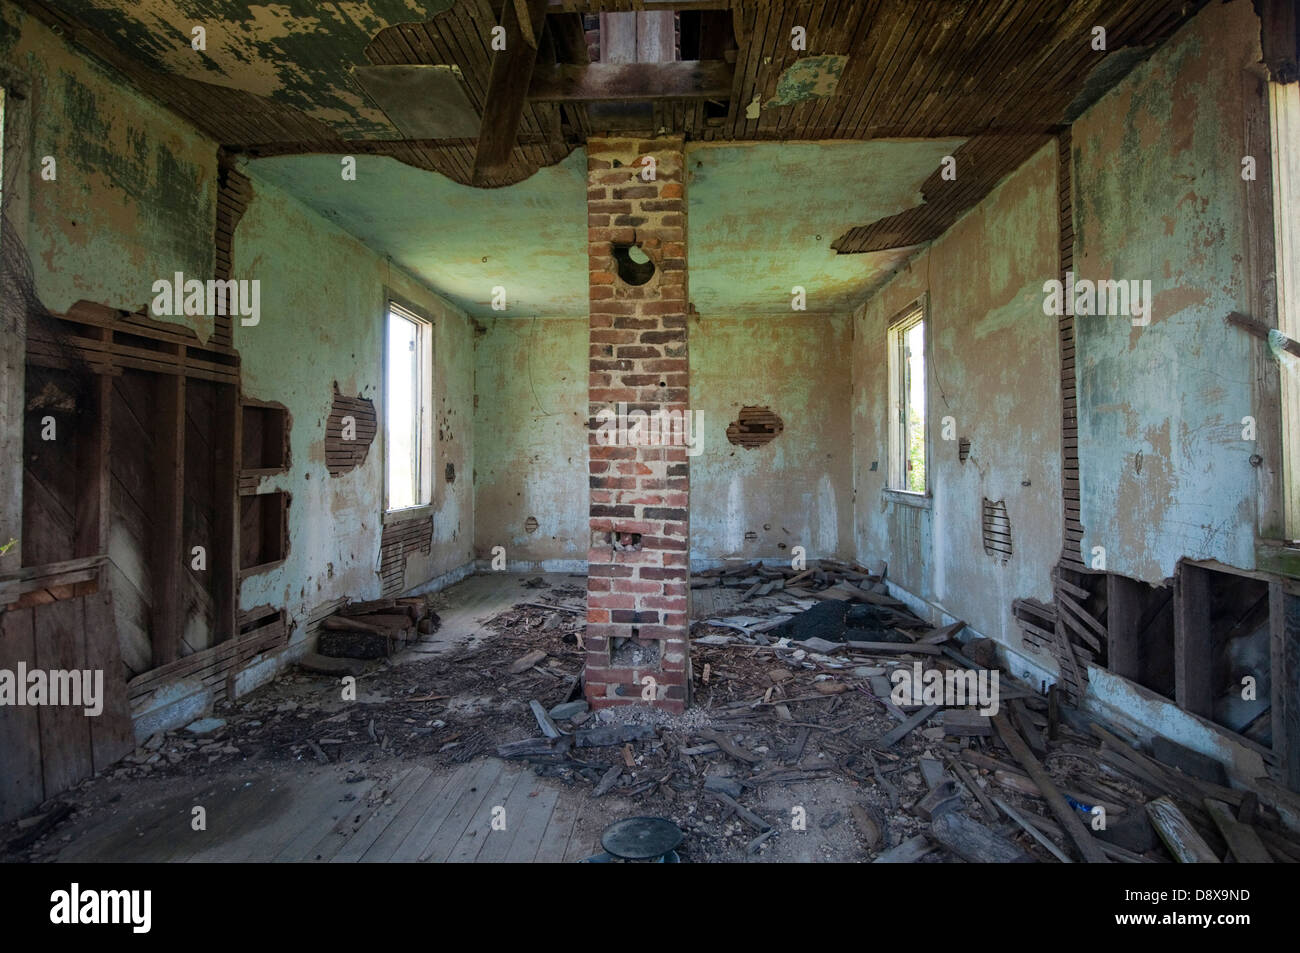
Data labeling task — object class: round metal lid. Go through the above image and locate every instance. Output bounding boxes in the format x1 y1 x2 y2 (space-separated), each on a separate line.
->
600 816 684 860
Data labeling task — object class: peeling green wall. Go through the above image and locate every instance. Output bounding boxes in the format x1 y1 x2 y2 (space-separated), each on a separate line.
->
690 313 853 562
473 311 854 565
36 0 454 138
853 142 1063 649
1073 0 1262 582
473 315 588 566
1 4 215 337
233 174 476 622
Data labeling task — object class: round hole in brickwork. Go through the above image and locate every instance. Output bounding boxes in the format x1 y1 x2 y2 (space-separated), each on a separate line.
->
613 243 656 286
524 516 539 533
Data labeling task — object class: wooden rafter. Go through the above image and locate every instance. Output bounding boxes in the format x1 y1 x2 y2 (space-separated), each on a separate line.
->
529 61 734 102
472 0 551 186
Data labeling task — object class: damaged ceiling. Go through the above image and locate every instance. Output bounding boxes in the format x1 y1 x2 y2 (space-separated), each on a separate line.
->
250 138 962 317
686 139 964 313
15 0 1208 250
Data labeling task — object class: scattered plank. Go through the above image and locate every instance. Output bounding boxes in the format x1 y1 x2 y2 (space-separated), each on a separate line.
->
698 728 762 764
1146 796 1220 863
930 811 1035 863
873 833 935 863
529 699 562 739
574 724 656 748
508 649 548 674
993 796 1072 862
1203 798 1271 863
705 789 771 832
878 705 940 748
993 712 1109 863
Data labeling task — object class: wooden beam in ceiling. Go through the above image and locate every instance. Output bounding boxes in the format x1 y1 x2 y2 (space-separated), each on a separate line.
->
472 0 551 186
547 12 591 65
529 61 734 102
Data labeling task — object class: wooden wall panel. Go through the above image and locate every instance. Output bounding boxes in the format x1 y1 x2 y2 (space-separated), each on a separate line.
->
83 590 135 773
0 608 44 823
109 371 158 678
32 597 93 799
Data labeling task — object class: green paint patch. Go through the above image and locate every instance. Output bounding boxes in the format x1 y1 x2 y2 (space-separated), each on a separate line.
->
766 55 847 107
248 150 590 318
687 140 963 314
39 0 456 138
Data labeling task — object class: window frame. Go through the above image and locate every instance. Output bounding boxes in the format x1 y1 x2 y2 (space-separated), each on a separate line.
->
886 298 929 499
383 298 434 515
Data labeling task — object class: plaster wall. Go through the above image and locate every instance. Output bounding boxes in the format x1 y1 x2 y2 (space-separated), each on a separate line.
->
852 141 1063 649
1072 0 1266 583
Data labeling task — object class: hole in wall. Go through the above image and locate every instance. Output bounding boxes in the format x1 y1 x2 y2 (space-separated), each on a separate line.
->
726 406 784 448
324 386 376 476
612 531 642 551
612 243 656 286
611 637 661 667
524 515 539 534
444 461 456 483
981 498 1012 561
958 437 971 463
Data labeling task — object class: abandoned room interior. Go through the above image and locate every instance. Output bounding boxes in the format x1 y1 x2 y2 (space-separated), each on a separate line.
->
1 0 1299 874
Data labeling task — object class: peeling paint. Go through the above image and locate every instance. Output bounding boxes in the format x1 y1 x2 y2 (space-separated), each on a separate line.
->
232 173 475 622
766 54 847 107
4 6 215 333
686 139 964 314
853 142 1062 651
1073 0 1261 582
36 0 454 137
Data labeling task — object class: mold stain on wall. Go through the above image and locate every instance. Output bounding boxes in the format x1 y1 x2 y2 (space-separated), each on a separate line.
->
1072 0 1263 582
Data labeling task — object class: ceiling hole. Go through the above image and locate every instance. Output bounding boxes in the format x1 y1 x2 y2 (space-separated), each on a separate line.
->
613 243 656 286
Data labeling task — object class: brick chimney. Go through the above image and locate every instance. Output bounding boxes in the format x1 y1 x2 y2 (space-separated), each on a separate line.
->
584 137 691 712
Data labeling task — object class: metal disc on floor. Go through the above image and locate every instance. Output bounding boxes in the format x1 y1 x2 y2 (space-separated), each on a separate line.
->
600 816 683 861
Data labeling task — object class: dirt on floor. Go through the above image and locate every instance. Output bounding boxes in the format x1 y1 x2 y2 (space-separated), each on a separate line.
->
7 575 1297 864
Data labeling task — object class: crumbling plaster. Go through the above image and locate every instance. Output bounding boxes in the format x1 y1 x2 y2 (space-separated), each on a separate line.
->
473 315 589 568
232 174 476 628
852 140 1064 651
689 312 854 563
1 4 216 338
1072 0 1265 583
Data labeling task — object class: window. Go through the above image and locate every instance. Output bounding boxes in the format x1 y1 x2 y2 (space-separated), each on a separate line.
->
1270 80 1300 541
888 304 927 494
385 302 432 511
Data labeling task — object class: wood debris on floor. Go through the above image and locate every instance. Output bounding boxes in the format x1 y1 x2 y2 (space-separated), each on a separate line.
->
5 571 1300 864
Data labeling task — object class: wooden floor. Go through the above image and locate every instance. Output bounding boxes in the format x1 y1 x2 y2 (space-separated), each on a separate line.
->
401 571 584 663
54 573 605 863
57 757 601 863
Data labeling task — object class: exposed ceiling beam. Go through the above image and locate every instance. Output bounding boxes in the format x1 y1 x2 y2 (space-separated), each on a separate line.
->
472 0 550 186
547 12 591 65
528 60 734 102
